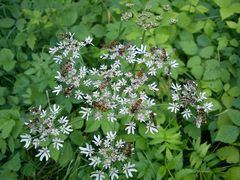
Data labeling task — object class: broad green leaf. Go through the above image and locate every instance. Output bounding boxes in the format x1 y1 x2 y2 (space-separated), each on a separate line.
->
22 162 36 176
184 124 201 139
220 4 240 20
0 18 15 28
85 119 101 132
214 0 231 7
1 120 15 139
215 125 239 143
225 167 240 180
179 41 198 55
175 169 195 180
187 56 201 68
196 35 209 47
199 46 214 58
91 24 106 38
177 13 191 28
227 109 240 126
71 116 84 129
0 48 16 72
49 144 60 162
70 131 84 146
216 146 239 163
221 93 234 108
101 120 119 134
58 141 73 166
2 153 21 171
27 34 36 50
191 66 204 80
62 8 78 26
228 87 240 97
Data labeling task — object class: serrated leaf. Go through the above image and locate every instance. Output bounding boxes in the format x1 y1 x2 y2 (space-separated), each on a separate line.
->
187 56 201 68
1 120 15 139
0 18 15 28
215 125 239 143
27 34 36 50
199 46 214 58
0 48 16 71
225 167 240 180
179 41 198 55
175 169 194 180
227 109 240 126
216 146 239 163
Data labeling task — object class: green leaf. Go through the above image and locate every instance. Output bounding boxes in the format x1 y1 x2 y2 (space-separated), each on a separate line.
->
216 146 239 163
215 125 239 143
175 169 195 180
8 136 15 153
71 116 84 129
0 48 16 71
187 56 201 68
191 66 204 79
220 4 240 20
49 144 60 162
228 87 240 97
2 153 21 171
22 162 36 176
70 131 84 146
199 46 214 58
184 124 201 139
179 41 198 55
101 121 119 134
85 119 101 132
214 0 231 7
225 167 240 180
58 141 73 166
62 7 78 26
91 24 106 38
196 35 209 47
227 109 240 126
0 120 15 139
13 33 27 46
177 13 191 28
27 34 36 50
0 18 15 28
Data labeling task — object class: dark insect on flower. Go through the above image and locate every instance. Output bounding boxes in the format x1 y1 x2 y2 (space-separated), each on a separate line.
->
92 101 108 112
161 48 167 62
118 44 130 55
29 106 40 115
130 99 142 113
181 96 196 106
100 77 111 90
64 84 75 97
124 142 133 156
149 112 157 126
103 41 118 49
136 68 145 78
61 60 73 77
198 108 206 125
57 32 71 40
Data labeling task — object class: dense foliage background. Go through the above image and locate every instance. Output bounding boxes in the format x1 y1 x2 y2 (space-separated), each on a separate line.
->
0 0 240 179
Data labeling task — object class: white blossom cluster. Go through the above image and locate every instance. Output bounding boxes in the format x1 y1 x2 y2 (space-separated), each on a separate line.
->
50 33 178 134
168 81 213 128
20 104 73 161
80 131 137 180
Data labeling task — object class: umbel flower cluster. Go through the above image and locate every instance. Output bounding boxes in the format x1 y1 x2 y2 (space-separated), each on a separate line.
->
80 131 137 180
168 81 213 128
50 32 178 135
20 104 73 161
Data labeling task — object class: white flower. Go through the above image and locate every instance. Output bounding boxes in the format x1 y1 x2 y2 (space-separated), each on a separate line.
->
181 109 192 119
145 121 159 134
171 83 181 92
35 147 50 161
148 67 157 76
123 162 137 178
84 36 93 45
75 90 84 100
79 66 87 78
52 85 62 95
92 135 102 146
172 93 180 101
83 79 92 87
50 104 61 115
197 92 207 102
60 124 73 134
52 138 64 150
53 55 62 64
106 131 116 142
148 82 159 91
89 156 101 167
79 107 92 120
80 143 95 157
20 134 32 148
32 138 40 149
107 113 117 122
119 106 129 115
115 139 125 148
109 168 119 180
202 102 213 112
168 103 180 113
111 82 121 92
136 44 146 54
169 60 178 68
95 111 102 121
90 170 105 180
137 113 145 122
58 116 68 124
125 122 136 134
